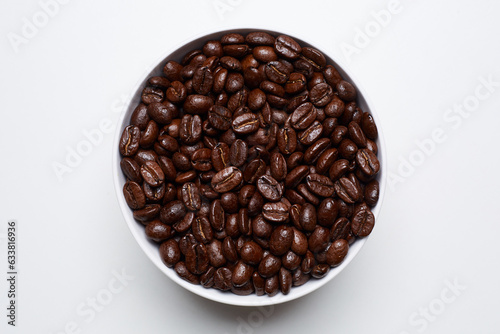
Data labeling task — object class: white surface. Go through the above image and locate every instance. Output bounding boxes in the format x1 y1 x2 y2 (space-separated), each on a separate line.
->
0 0 499 333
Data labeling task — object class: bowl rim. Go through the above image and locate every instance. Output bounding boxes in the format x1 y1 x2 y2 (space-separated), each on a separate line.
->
112 27 387 307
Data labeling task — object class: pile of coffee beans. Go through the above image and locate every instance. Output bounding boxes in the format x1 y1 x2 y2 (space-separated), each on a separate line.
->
119 31 380 296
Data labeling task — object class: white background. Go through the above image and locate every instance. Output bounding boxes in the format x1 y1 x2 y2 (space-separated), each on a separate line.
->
1 0 499 333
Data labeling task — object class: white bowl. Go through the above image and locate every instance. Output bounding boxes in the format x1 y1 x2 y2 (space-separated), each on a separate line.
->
113 28 387 306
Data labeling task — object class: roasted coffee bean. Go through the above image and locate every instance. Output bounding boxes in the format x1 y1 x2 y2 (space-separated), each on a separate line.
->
120 157 142 183
301 47 326 70
311 264 330 279
270 152 287 181
338 139 358 160
305 173 335 197
213 267 232 291
222 236 239 263
309 226 330 253
297 184 320 206
265 275 279 296
185 243 209 275
265 61 290 84
258 254 281 278
147 102 178 124
292 268 310 287
329 159 353 181
175 261 200 285
207 105 232 131
315 148 338 175
212 167 243 193
356 148 380 176
330 217 351 241
232 113 260 134
173 212 195 234
180 182 201 211
165 81 186 104
140 161 164 187
282 250 301 271
269 225 293 256
348 121 367 148
317 198 339 227
334 177 362 204
277 126 297 155
159 200 186 225
290 102 316 130
119 125 140 156
141 86 164 105
278 267 292 295
246 31 275 45
351 203 375 237
262 201 289 222
130 104 149 130
361 112 378 139
207 240 226 268
243 159 266 183
326 239 349 267
285 165 309 189
218 192 237 214
133 204 161 223
240 241 264 265
210 143 229 172
191 148 212 172
304 138 331 165
201 267 216 288
298 121 323 145
274 35 302 59
123 181 146 210
310 83 334 107
301 250 316 274
300 203 317 232
180 114 202 145
337 80 357 101
229 139 248 167
252 272 266 296
257 175 283 201
140 120 159 148
364 180 380 207
291 227 308 256
183 94 214 114
331 125 348 146
192 216 214 244
252 215 273 238
160 239 181 268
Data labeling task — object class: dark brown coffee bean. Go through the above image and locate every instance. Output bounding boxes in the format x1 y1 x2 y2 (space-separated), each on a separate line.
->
209 143 229 172
265 60 290 84
310 83 334 107
223 44 250 58
311 264 330 279
191 148 212 172
315 148 338 175
252 272 266 296
337 80 357 101
258 254 281 278
257 175 283 201
141 86 164 105
192 216 213 244
164 81 186 104
356 148 380 176
129 104 149 129
159 201 186 225
211 167 243 193
299 203 317 232
269 152 287 182
329 217 350 241
120 158 142 183
309 226 330 253
213 267 232 291
361 112 378 140
326 239 349 267
301 250 316 274
221 33 245 44
265 275 279 297
207 240 226 268
338 139 358 160
328 159 353 181
174 261 200 285
180 182 201 211
119 125 140 156
206 105 231 131
331 125 348 146
232 261 253 287
317 198 339 227
237 208 252 236
232 113 259 134
269 225 293 256
148 76 170 89
202 40 223 57
160 239 181 268
246 31 275 45
193 66 214 94
240 241 264 265
243 159 266 183
183 94 214 114
200 267 215 288
220 56 242 71
305 173 335 197
140 161 164 187
139 120 159 148
147 102 178 124
185 243 209 275
282 250 301 271
220 192 239 214
173 211 194 234
364 180 380 207
226 139 247 168
206 199 224 232
123 181 145 210
292 268 310 287
301 47 326 70
252 215 273 238
274 35 302 60
298 121 323 145
133 204 161 223
262 201 289 222
334 177 362 204
351 203 375 237
163 60 183 81
252 46 277 63
290 102 316 130
285 165 309 189
277 126 297 155
348 121 367 148
290 228 308 256
304 138 331 165
179 114 202 145
222 236 238 263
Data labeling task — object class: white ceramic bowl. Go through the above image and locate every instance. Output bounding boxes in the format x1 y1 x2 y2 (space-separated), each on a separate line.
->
113 28 386 306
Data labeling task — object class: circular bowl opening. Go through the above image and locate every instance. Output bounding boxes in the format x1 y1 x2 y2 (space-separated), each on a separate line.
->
113 28 387 306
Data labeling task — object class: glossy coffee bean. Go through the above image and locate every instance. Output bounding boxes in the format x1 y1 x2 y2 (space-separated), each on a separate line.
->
160 200 186 225
123 181 146 210
240 241 263 265
326 239 349 267
160 239 181 268
212 167 243 193
258 254 281 278
269 225 293 256
351 203 375 237
213 267 232 291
